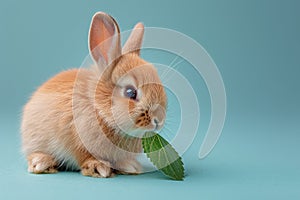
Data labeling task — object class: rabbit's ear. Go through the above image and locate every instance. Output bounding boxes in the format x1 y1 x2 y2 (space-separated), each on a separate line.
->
122 23 144 55
89 12 121 66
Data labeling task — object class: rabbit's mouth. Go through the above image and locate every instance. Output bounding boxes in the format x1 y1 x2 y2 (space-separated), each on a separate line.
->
119 115 165 137
121 123 164 138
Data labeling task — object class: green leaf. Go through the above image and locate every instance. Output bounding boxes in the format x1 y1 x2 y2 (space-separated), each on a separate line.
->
142 132 184 180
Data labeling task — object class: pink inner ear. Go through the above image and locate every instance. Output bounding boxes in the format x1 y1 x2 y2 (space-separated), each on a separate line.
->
90 16 115 63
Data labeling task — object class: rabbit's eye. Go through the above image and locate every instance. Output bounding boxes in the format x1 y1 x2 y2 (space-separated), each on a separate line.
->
124 86 137 100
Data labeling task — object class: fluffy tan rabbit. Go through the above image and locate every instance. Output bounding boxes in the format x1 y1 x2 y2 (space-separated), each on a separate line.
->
21 12 166 178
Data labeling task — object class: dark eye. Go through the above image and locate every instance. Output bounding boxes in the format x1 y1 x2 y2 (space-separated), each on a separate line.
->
124 86 137 100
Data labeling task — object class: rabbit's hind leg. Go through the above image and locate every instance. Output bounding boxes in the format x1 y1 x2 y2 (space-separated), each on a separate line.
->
27 152 58 174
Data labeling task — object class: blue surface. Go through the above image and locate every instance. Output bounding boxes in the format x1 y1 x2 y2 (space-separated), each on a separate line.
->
1 0 299 199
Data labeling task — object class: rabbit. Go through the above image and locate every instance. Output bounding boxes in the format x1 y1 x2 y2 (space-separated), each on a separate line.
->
21 12 167 178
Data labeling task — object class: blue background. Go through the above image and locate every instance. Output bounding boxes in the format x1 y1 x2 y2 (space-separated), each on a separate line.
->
0 0 299 199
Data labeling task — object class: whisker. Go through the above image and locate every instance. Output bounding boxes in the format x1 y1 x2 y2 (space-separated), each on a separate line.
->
166 117 177 122
161 125 177 139
160 54 180 78
162 126 175 134
162 59 185 84
173 58 184 68
160 130 172 140
161 52 184 80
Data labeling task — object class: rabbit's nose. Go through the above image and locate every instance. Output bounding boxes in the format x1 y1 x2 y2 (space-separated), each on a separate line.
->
150 104 166 130
152 117 159 129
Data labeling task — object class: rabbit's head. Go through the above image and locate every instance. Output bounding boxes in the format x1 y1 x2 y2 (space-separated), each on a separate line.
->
89 12 166 136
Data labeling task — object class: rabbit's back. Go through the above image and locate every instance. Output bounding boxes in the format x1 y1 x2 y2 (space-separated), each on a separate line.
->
21 69 93 169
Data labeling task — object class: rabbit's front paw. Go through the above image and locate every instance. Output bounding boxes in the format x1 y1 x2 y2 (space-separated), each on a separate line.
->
81 159 113 178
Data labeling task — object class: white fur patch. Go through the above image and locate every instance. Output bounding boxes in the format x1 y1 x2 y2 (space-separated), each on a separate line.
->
136 153 157 172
